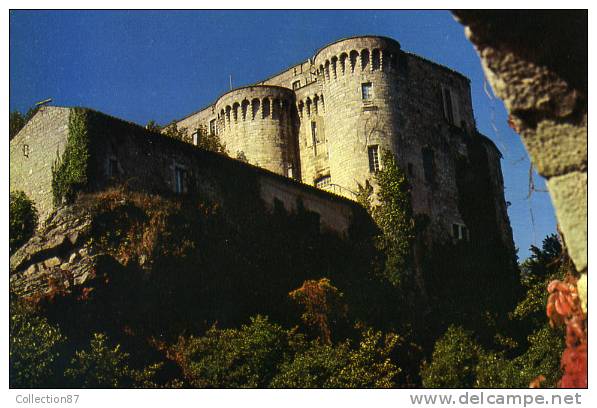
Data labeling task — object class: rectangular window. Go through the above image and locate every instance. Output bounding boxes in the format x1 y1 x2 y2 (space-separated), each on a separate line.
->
362 82 372 100
311 121 318 155
442 87 455 125
23 144 29 158
452 223 470 241
407 163 414 176
174 166 185 194
422 148 435 183
315 175 331 189
192 131 199 146
292 80 301 90
108 158 118 177
209 119 217 135
368 145 380 173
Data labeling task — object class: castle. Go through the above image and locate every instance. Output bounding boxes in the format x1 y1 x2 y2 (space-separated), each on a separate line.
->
173 35 513 247
10 35 514 251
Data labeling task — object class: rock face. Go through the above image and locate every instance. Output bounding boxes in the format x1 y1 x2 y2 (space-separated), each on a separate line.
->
10 205 97 298
453 11 587 275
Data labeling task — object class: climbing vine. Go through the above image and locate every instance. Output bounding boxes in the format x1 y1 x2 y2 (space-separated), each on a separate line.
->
51 108 91 206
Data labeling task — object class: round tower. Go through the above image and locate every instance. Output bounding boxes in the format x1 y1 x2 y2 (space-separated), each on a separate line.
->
311 36 402 193
215 85 298 177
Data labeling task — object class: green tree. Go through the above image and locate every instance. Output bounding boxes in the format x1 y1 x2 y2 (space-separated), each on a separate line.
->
271 328 400 388
370 150 414 286
168 315 291 388
421 325 480 388
145 120 162 133
65 332 161 388
10 191 38 254
9 298 65 388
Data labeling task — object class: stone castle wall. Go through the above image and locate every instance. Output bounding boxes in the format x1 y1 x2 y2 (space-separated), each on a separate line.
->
9 106 71 219
10 108 364 237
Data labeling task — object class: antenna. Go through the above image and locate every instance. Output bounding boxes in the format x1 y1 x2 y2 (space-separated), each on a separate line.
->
35 98 53 107
229 75 233 90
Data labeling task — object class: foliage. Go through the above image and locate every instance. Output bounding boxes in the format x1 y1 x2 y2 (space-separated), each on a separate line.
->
9 298 65 388
162 122 189 142
421 326 480 388
195 125 227 154
65 332 161 388
9 106 40 140
271 328 400 388
167 315 292 388
51 108 91 205
370 150 414 286
145 120 161 133
288 278 347 344
513 235 566 326
10 190 38 254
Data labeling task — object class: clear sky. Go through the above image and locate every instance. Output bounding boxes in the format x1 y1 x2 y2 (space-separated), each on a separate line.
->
9 10 557 260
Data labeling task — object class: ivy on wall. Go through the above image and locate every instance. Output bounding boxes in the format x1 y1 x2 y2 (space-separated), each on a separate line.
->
51 108 91 206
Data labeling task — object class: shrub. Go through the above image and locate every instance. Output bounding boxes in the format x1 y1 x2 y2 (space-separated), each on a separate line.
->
9 298 64 387
271 328 400 388
421 326 480 388
64 332 161 388
9 191 38 254
168 315 291 388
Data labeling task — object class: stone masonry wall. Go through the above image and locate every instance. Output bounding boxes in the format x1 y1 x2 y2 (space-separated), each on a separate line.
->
10 106 71 222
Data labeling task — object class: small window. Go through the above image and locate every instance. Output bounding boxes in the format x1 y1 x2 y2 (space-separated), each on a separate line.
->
407 163 414 176
361 82 372 100
174 166 186 194
108 158 118 177
368 145 380 173
311 122 318 143
442 87 455 125
23 144 29 158
292 80 301 90
192 130 199 146
315 175 331 189
209 119 217 135
287 164 294 179
422 148 435 183
452 223 470 241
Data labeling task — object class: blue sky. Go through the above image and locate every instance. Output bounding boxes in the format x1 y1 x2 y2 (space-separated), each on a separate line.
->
9 10 557 259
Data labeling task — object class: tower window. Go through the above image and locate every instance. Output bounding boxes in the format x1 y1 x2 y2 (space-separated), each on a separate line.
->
368 145 380 173
174 166 186 194
361 82 373 100
292 80 301 90
442 87 455 125
422 148 435 183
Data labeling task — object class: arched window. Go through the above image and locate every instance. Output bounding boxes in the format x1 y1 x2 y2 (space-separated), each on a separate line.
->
361 49 370 71
262 98 271 118
324 60 330 81
331 56 338 79
251 98 260 120
372 49 381 71
232 102 239 123
241 99 250 120
349 50 359 73
272 98 280 120
339 53 348 75
225 106 231 127
306 98 312 116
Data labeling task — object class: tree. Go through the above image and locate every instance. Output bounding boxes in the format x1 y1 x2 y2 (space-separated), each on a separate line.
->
9 298 65 388
167 315 291 388
10 191 38 254
421 325 480 388
271 328 400 388
288 278 347 344
65 332 161 388
370 150 415 286
145 120 162 133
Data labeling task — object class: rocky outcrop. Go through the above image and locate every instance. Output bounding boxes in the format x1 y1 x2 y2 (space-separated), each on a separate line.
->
10 205 98 298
